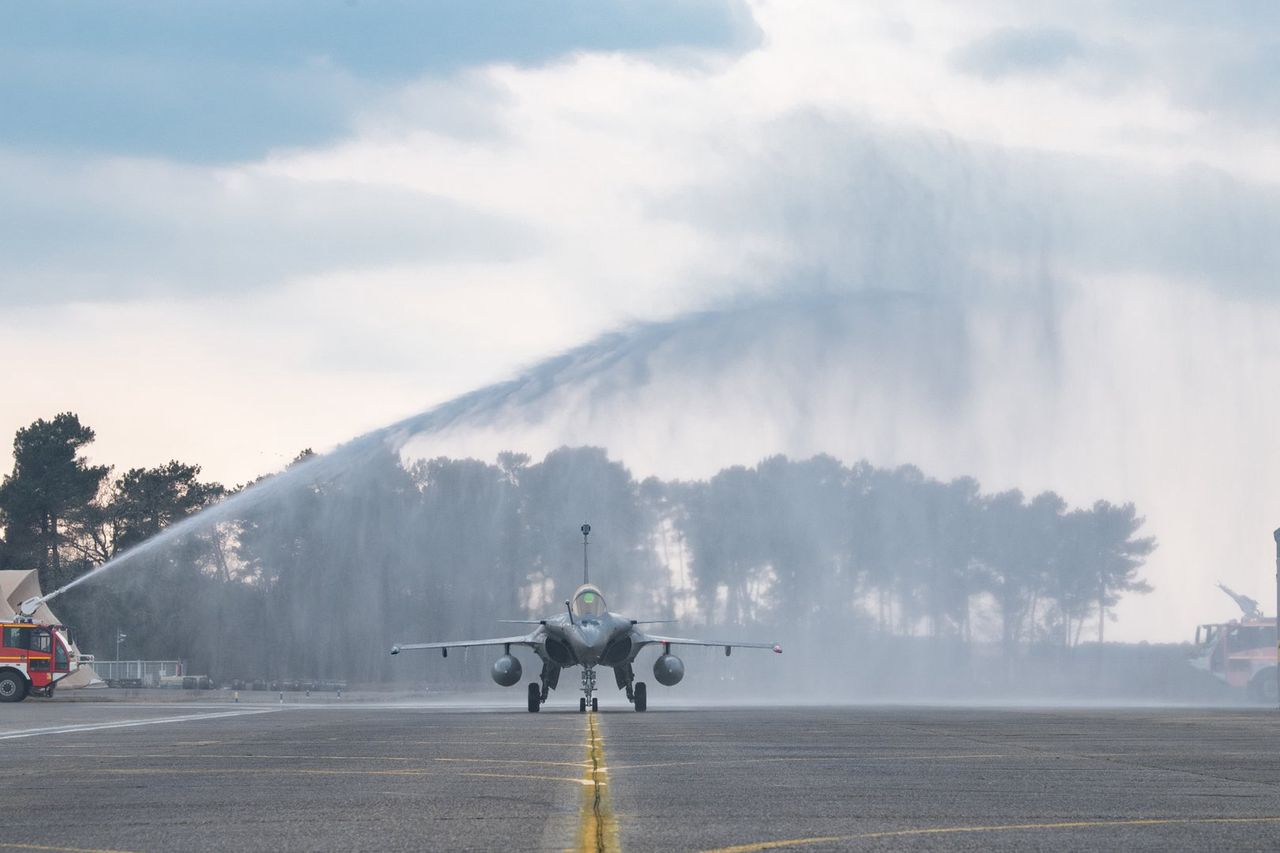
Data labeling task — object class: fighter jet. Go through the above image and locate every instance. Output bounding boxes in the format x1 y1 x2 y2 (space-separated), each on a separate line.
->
390 524 782 712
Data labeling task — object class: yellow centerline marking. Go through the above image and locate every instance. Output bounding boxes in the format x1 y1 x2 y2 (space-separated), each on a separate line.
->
576 714 620 852
701 816 1280 852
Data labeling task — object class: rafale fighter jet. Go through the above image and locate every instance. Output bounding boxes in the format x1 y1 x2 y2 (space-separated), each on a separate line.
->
391 524 782 712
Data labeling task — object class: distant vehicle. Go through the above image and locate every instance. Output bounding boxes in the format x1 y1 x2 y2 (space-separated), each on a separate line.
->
391 524 782 712
1189 584 1278 702
0 617 91 702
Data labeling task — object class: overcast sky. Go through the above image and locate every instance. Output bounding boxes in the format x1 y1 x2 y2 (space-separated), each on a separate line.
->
3 1 1279 640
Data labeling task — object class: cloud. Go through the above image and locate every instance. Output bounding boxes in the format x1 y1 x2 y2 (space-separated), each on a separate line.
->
954 3 1280 129
1170 45 1280 130
11 12 1280 309
952 26 1090 79
0 0 760 162
0 153 538 304
1110 0 1280 33
664 110 1280 301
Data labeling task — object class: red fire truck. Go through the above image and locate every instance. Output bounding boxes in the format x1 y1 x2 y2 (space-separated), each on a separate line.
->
0 618 85 702
1189 584 1278 702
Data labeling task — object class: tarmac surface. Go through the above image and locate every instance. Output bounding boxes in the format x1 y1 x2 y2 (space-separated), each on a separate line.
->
3 698 1280 851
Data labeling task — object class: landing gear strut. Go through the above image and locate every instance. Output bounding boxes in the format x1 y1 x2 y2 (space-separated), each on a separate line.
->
615 662 644 710
529 661 561 712
615 662 635 702
580 666 597 711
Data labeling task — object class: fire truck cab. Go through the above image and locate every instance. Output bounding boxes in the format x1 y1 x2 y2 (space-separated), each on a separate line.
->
0 619 80 702
1190 617 1278 702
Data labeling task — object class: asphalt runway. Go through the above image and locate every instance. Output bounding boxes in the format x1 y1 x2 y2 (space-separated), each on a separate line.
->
3 700 1280 852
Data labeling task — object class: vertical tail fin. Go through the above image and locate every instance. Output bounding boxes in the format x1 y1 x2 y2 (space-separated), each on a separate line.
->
581 523 591 585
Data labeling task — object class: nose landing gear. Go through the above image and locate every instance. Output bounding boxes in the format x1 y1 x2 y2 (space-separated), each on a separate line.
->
579 666 598 712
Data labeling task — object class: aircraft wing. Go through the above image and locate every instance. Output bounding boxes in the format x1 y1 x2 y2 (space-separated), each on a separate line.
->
390 633 540 656
635 633 782 654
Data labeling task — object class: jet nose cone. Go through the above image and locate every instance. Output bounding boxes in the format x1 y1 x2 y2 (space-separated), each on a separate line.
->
575 621 609 662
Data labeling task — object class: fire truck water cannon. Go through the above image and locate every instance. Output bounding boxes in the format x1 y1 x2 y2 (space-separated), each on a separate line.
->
17 568 90 620
16 596 47 621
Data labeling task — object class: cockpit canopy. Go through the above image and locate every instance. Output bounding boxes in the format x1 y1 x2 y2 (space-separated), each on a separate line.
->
572 585 607 619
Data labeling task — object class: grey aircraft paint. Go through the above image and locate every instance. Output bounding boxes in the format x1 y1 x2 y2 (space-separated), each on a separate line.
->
390 524 781 711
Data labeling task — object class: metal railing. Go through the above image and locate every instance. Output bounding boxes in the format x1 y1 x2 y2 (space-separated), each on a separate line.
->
89 660 185 687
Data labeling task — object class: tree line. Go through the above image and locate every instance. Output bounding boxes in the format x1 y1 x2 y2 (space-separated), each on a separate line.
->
0 412 1155 682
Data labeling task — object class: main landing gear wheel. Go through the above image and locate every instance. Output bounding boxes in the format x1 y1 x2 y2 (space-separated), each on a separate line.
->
579 697 587 713
0 672 26 703
634 681 647 712
591 697 598 712
528 683 541 713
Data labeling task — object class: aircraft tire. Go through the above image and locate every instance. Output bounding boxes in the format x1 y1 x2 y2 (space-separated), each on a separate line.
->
591 697 598 712
634 681 646 712
579 697 586 713
528 683 541 713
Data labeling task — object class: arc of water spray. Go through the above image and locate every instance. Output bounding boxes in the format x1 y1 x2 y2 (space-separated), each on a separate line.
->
20 288 968 616
18 311 714 614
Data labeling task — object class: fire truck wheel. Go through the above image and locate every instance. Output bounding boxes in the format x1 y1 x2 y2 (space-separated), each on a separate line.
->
1250 669 1279 703
0 672 27 703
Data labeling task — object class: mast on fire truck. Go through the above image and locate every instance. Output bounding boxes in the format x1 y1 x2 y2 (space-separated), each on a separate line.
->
1273 528 1280 711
